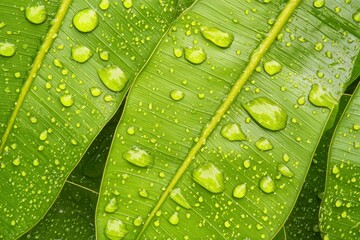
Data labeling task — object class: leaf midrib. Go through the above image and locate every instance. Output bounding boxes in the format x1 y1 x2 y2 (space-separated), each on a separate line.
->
137 0 302 238
0 0 73 153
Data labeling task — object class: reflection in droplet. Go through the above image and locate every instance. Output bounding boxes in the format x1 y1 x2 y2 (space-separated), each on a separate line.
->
200 26 234 48
73 8 99 33
192 162 224 193
122 147 152 167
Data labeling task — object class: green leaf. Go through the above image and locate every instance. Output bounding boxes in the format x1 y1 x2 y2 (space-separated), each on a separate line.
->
0 0 193 238
97 0 360 239
319 82 360 240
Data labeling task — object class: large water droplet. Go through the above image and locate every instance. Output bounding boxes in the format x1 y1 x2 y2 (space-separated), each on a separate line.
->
123 0 133 8
105 197 118 213
170 188 191 209
73 8 99 33
170 90 185 101
0 42 16 57
168 212 179 225
264 60 282 76
122 147 152 167
99 0 110 10
39 130 48 141
184 47 206 64
277 164 294 178
60 94 74 107
353 9 360 22
243 97 288 131
71 45 92 63
90 87 102 97
255 137 273 151
105 219 128 240
233 183 247 199
25 5 47 24
98 65 128 92
308 84 337 109
259 175 276 193
313 0 325 8
200 26 234 48
173 48 183 58
220 123 247 141
192 162 224 193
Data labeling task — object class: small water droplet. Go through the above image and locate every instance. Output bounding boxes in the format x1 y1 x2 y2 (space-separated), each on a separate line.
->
98 65 128 92
308 84 337 109
233 183 247 199
138 189 149 198
297 96 306 105
313 0 325 8
105 197 118 213
259 175 276 194
170 90 185 101
170 188 191 209
243 159 251 169
221 123 247 141
0 42 16 57
90 87 102 97
99 0 110 10
39 130 48 141
277 164 294 178
133 216 142 226
168 212 179 225
105 219 128 239
100 51 109 61
243 97 288 131
122 147 152 167
71 45 92 63
13 157 21 166
353 124 360 131
353 9 360 22
332 164 340 174
173 48 183 58
184 47 206 64
200 26 234 48
264 60 282 76
255 137 273 151
73 8 99 33
192 162 224 193
123 0 133 9
25 5 47 24
60 94 74 107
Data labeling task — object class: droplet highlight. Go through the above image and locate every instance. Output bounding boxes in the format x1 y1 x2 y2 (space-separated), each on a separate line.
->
192 162 224 193
233 183 247 199
104 219 128 240
200 26 234 48
220 123 247 141
277 164 294 178
170 90 185 101
0 42 16 57
105 197 118 213
184 47 206 64
255 137 273 151
168 212 179 225
308 84 337 109
264 60 282 76
259 175 276 194
73 8 99 33
60 94 74 107
25 5 47 24
170 188 191 209
98 65 128 92
122 147 152 167
71 45 92 63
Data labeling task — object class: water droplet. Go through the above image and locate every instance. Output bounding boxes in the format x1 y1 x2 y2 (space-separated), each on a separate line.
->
0 42 16 57
264 60 282 76
39 130 48 141
168 212 179 225
220 123 247 141
233 183 247 199
98 65 128 92
192 162 224 193
105 197 118 213
122 147 152 167
313 0 325 8
353 124 360 131
99 0 110 10
138 189 149 198
170 90 185 101
243 159 251 169
90 87 102 97
60 94 74 107
259 175 276 194
133 216 142 226
13 157 20 166
170 188 191 209
123 0 133 9
73 8 99 33
332 164 340 174
25 5 47 24
243 97 288 131
200 26 234 48
184 47 206 64
314 42 324 51
335 199 343 207
353 9 360 22
71 45 92 63
173 48 183 58
308 84 337 109
277 164 294 178
255 137 273 151
297 96 306 105
100 51 109 61
105 219 128 240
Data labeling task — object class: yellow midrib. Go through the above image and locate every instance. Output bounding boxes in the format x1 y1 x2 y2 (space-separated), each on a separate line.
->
0 0 73 153
137 0 302 238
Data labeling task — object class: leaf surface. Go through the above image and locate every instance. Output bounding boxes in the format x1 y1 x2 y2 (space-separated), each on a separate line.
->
97 0 360 239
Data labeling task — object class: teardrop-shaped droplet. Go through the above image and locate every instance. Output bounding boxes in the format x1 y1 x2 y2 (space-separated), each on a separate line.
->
308 84 337 110
192 162 224 193
105 197 118 213
168 212 179 225
243 97 288 131
60 94 74 107
170 188 191 209
71 45 92 63
98 65 128 92
255 137 273 151
277 164 294 178
105 219 128 240
122 147 152 167
259 175 276 194
0 42 16 57
184 47 206 64
200 26 234 48
170 90 185 101
233 183 247 199
73 8 99 33
264 60 282 76
221 123 247 141
25 5 47 24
